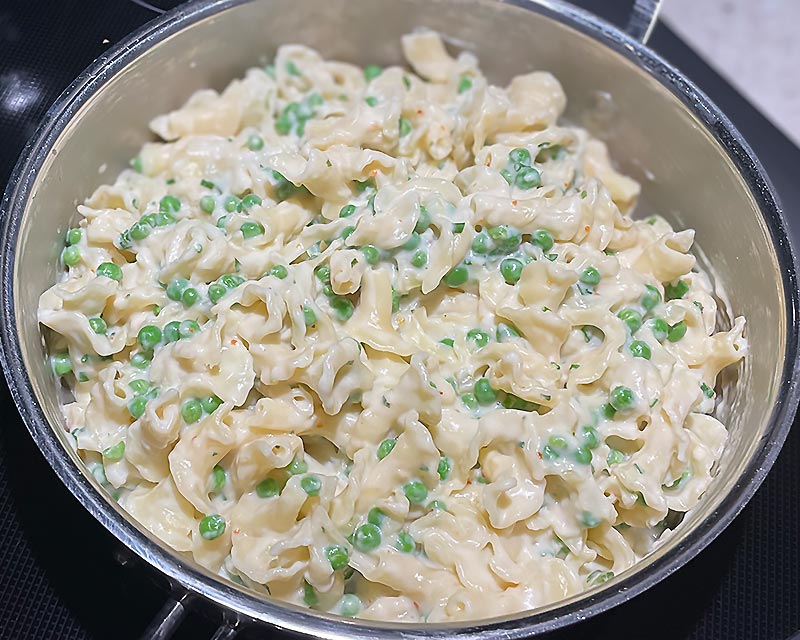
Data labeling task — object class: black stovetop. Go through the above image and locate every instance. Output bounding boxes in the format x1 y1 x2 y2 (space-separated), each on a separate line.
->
0 2 798 639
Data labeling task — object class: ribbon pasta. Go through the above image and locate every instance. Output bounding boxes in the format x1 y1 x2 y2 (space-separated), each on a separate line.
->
39 32 746 622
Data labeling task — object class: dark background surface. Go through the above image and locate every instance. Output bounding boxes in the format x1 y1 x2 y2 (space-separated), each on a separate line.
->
0 1 798 639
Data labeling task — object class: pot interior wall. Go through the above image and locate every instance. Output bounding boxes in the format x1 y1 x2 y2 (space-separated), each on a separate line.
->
12 0 786 621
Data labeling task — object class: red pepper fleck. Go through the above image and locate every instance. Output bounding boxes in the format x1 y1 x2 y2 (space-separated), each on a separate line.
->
537 451 543 459
584 225 590 232
231 339 238 345
233 528 241 535
512 200 518 206
416 109 424 116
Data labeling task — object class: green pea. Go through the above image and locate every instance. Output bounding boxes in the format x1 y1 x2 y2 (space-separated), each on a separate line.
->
314 265 330 283
701 382 715 399
179 319 200 338
607 449 625 465
396 531 415 553
353 522 382 552
117 229 133 250
452 222 466 233
496 322 520 342
241 194 262 211
96 262 122 282
457 76 472 94
88 317 107 335
208 465 226 493
580 511 601 528
137 325 162 350
403 480 428 504
580 267 600 286
246 134 264 151
130 352 151 369
256 477 280 498
365 96 378 107
340 204 356 218
103 441 125 460
667 321 687 342
182 398 203 424
208 283 227 303
461 393 479 411
509 147 532 166
411 249 427 268
201 395 223 413
580 425 600 449
500 258 524 284
665 279 689 301
437 456 451 481
399 118 412 137
219 274 244 289
415 206 430 233
194 196 214 215
629 340 652 359
361 245 380 265
241 221 265 239
575 446 592 465
609 386 634 411
129 379 149 396
367 507 385 527
302 305 317 327
392 290 401 313
363 64 382 81
163 321 180 343
353 178 374 193
331 296 354 321
651 318 670 341
515 166 541 189
153 209 177 226
471 232 490 254
602 402 617 420
501 393 538 412
301 474 322 496
223 196 240 213
402 232 421 251
128 221 150 241
427 499 447 512
302 580 318 607
198 514 226 540
288 458 307 475
181 287 199 307
166 278 189 301
159 195 181 215
62 245 81 267
443 265 468 287
532 229 554 252
268 265 288 279
216 216 228 230
541 444 559 460
618 308 643 333
325 544 349 570
377 438 396 460
66 228 82 245
487 225 521 252
500 168 514 184
641 284 661 311
467 328 490 348
341 225 355 241
548 435 568 449
474 378 497 405
339 594 361 617
439 338 454 347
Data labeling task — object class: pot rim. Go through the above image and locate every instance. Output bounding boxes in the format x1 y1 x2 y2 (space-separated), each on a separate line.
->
1 0 798 637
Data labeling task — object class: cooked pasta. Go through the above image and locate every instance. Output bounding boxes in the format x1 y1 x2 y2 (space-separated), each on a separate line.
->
38 32 746 622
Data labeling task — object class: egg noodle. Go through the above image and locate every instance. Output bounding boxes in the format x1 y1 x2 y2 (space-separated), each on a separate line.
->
39 32 746 621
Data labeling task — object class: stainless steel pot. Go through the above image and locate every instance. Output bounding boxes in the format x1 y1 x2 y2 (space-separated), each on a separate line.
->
1 1 797 638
